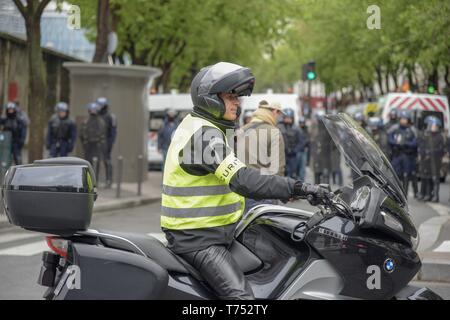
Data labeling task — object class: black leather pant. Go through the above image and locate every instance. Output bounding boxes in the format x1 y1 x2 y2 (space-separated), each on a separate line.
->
180 245 255 300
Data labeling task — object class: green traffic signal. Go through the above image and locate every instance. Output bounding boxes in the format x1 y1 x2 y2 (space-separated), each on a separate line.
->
427 85 435 94
307 71 316 80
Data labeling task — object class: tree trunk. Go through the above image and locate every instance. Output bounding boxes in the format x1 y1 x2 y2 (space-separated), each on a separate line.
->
26 15 47 162
375 66 384 95
93 0 110 63
444 65 450 88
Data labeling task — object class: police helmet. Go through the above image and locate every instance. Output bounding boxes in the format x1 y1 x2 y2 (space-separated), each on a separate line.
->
353 112 365 122
424 115 442 130
368 117 383 129
55 102 69 113
243 110 253 119
315 109 326 120
389 108 398 120
298 116 306 124
96 97 108 107
87 102 100 114
190 62 255 119
6 102 17 111
398 109 412 121
283 108 295 119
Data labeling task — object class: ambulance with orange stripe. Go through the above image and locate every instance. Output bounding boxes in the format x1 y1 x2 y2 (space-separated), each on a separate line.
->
380 93 450 133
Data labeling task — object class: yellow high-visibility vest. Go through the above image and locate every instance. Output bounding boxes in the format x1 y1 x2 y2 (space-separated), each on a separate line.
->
161 114 246 230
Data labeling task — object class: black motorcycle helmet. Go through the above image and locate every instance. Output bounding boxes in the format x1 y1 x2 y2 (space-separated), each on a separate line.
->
190 62 255 122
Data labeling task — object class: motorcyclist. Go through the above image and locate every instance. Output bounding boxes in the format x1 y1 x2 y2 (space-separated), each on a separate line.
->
388 110 419 197
46 102 77 157
417 116 445 202
161 62 331 300
278 108 303 178
0 102 27 165
96 97 117 188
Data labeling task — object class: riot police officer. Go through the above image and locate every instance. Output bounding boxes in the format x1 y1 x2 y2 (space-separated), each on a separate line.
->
385 108 398 133
388 110 419 197
96 97 117 188
297 116 310 182
367 117 389 156
278 108 303 178
0 102 27 165
46 102 77 157
417 116 445 202
79 102 107 181
310 110 331 184
353 112 367 132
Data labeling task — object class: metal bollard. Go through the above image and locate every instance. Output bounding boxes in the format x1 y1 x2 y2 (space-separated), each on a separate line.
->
116 156 123 198
92 157 99 182
137 155 143 196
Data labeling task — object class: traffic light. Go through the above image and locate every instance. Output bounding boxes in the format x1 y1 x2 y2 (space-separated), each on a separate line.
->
302 61 316 81
427 85 435 94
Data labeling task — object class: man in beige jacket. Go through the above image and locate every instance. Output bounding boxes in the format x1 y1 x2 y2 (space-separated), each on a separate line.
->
237 101 286 212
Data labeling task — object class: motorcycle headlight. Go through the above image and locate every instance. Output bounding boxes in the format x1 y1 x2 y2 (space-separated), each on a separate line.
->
380 211 404 233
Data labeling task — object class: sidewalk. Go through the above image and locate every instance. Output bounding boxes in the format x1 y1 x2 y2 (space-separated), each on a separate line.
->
0 171 163 229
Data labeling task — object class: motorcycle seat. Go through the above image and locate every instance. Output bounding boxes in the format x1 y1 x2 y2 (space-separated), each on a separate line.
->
96 230 262 281
96 230 204 281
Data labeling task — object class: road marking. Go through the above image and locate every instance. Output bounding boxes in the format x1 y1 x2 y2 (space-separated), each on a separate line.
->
417 201 450 252
426 202 450 217
147 232 167 245
0 240 47 256
434 241 450 253
0 232 40 244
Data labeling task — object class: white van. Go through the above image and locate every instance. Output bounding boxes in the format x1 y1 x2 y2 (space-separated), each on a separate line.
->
380 93 450 132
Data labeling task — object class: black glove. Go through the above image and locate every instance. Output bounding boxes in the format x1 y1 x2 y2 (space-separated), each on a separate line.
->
294 182 332 206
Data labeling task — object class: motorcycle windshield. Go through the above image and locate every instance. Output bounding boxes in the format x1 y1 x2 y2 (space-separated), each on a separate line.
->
322 113 408 209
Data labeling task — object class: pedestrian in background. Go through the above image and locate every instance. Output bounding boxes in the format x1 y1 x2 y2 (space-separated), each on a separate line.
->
158 108 179 171
79 102 107 182
417 116 445 202
238 101 286 212
0 102 27 165
96 97 117 188
278 108 302 179
46 102 77 157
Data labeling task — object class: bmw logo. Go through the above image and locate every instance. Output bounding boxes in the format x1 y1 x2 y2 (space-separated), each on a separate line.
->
384 258 395 273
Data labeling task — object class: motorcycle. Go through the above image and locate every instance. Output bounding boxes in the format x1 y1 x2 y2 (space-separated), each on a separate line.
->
1 113 442 300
